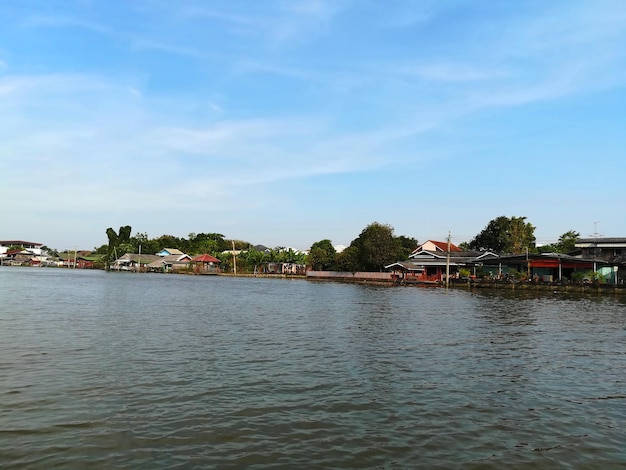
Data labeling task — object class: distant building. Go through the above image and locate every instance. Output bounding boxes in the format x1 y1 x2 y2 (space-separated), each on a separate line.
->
0 240 44 257
156 248 186 257
409 240 461 258
575 238 626 263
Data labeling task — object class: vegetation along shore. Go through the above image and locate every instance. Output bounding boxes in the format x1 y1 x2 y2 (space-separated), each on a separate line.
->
2 215 624 291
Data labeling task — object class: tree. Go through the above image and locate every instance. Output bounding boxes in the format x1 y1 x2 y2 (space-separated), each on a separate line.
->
308 239 336 270
188 233 227 254
458 241 472 251
131 232 159 255
335 245 360 272
352 222 398 271
556 230 580 253
244 247 267 271
538 230 580 254
394 235 418 260
105 225 132 269
468 216 511 252
152 234 184 252
468 216 536 254
508 216 536 254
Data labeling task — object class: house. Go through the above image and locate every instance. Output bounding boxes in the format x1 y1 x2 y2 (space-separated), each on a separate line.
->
0 240 45 257
575 238 626 264
477 252 619 283
147 254 192 272
156 248 186 257
258 262 307 275
409 240 462 258
387 249 498 283
112 253 161 271
1 249 34 266
58 253 98 269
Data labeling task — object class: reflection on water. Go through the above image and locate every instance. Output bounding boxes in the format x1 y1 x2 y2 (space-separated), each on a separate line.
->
1 267 625 468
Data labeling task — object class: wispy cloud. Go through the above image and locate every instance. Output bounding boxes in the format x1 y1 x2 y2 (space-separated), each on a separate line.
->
2 0 626 248
129 38 215 60
392 62 508 83
21 15 118 37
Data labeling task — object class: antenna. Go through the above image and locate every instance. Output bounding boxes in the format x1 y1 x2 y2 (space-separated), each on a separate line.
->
590 221 602 238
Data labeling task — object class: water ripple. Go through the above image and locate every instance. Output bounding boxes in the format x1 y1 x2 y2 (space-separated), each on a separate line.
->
1 268 625 468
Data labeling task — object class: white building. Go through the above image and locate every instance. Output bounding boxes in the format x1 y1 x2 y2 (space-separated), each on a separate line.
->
0 240 45 257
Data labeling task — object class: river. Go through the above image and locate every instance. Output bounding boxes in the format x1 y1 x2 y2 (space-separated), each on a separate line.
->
1 267 625 468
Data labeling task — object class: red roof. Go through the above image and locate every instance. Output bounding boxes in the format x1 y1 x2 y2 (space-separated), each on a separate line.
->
429 240 462 252
191 254 221 263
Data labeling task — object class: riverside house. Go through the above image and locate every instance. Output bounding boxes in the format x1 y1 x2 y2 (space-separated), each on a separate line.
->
386 240 500 283
0 240 45 261
574 238 626 264
386 239 623 285
147 254 192 272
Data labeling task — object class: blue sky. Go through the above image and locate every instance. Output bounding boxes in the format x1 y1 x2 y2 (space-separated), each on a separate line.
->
2 0 625 251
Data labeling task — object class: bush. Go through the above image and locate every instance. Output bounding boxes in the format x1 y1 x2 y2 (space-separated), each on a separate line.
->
572 270 604 284
459 268 471 279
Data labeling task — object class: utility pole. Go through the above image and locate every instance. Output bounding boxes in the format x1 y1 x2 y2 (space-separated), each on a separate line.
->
446 231 451 288
232 240 237 275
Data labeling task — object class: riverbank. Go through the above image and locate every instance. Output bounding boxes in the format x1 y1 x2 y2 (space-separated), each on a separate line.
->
305 270 626 295
452 279 626 295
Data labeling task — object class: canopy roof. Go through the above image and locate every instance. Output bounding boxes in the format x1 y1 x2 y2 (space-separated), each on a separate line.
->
191 254 221 263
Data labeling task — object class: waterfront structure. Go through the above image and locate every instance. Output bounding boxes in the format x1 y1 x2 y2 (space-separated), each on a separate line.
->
190 254 221 274
156 248 186 257
409 240 462 257
1 249 40 266
0 240 44 257
387 237 624 285
477 252 615 282
258 262 307 275
58 253 99 269
147 254 192 272
387 250 498 283
112 253 161 271
574 238 626 263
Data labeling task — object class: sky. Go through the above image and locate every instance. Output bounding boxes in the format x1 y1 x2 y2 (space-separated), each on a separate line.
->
1 0 626 251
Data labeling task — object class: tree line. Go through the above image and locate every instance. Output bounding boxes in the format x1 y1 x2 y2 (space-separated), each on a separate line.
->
95 227 308 272
308 216 580 272
95 215 580 273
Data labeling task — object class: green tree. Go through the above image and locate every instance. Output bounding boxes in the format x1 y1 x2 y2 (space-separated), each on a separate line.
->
244 247 268 271
188 233 227 254
538 230 580 254
335 245 360 272
152 234 184 253
105 225 132 268
352 222 398 271
556 230 580 253
394 235 418 260
458 241 471 251
509 216 536 254
308 239 336 270
469 216 536 254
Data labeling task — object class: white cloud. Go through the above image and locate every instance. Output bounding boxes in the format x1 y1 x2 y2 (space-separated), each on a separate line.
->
21 15 118 37
2 0 626 249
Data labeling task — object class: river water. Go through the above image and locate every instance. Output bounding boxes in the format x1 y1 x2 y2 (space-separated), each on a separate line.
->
1 267 625 469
